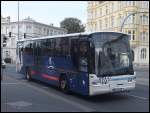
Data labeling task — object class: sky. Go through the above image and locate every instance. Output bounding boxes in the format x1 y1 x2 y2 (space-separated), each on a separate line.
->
1 1 87 27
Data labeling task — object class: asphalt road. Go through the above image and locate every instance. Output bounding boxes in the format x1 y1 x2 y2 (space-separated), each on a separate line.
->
1 64 149 112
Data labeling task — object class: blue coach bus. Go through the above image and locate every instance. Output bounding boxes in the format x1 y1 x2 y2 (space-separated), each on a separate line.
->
16 32 136 96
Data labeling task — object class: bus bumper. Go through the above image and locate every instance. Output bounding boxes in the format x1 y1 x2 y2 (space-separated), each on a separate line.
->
89 75 136 96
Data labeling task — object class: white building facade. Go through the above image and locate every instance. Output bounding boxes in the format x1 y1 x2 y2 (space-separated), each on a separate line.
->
1 16 67 63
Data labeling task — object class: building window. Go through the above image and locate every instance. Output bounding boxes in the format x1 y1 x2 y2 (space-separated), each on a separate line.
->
140 15 148 25
129 1 132 6
118 15 122 25
132 30 135 40
11 26 15 29
99 20 102 30
5 51 10 58
6 27 9 34
100 8 102 16
142 1 149 8
26 25 31 29
91 11 93 19
144 15 148 25
94 23 97 31
143 32 146 41
140 16 143 24
111 3 114 12
141 48 147 59
19 25 22 29
11 38 15 46
126 12 136 24
43 28 46 33
106 5 108 15
95 10 98 18
133 1 135 6
141 31 148 41
118 1 121 10
11 26 15 32
132 14 135 23
128 30 131 40
47 29 49 35
111 16 114 27
105 18 108 29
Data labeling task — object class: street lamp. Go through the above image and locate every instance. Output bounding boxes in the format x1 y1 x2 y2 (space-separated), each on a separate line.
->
120 11 149 66
120 11 149 32
18 1 19 40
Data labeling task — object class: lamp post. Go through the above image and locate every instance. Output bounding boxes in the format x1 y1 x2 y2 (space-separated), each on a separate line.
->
120 11 149 32
120 11 149 66
18 1 19 40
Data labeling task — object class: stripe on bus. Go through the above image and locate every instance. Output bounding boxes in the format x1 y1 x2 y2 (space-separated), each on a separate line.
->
42 74 59 81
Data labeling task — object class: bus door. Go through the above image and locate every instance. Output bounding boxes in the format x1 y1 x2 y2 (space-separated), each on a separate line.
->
77 41 90 95
71 39 90 94
32 41 41 80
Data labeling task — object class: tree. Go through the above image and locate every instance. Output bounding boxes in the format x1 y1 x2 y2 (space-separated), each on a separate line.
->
60 17 85 34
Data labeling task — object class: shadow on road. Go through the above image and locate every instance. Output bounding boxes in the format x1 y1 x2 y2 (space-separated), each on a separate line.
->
26 78 130 103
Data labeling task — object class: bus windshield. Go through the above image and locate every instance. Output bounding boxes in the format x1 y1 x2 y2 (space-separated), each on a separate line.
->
91 32 134 77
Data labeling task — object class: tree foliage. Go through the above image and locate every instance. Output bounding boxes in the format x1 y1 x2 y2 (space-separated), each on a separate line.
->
60 17 85 34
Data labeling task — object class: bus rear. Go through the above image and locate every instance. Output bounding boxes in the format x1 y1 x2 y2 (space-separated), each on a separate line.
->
88 32 136 96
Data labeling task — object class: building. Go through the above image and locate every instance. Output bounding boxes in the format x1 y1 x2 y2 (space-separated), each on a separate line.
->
1 16 67 63
87 1 149 66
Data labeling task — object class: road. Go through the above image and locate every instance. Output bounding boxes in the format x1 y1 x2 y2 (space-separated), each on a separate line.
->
1 64 149 112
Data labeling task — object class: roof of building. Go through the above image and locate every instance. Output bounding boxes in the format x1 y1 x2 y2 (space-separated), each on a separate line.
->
1 19 67 32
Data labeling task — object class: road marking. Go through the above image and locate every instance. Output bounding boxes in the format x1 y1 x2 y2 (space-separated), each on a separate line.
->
5 76 95 112
1 83 19 85
6 101 32 109
127 94 148 100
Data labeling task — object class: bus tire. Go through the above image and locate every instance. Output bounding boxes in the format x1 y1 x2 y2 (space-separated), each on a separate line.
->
59 75 70 94
26 68 32 81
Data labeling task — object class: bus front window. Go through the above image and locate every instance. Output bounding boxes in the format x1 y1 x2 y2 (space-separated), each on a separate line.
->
91 32 134 77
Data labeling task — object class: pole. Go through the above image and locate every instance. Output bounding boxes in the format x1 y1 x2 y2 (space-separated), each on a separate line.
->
1 35 3 80
120 11 149 67
18 1 19 40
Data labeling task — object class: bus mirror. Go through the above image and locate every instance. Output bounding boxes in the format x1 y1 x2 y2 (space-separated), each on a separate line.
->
131 50 134 61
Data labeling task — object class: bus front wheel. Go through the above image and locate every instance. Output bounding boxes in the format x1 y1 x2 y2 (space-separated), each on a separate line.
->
59 76 69 93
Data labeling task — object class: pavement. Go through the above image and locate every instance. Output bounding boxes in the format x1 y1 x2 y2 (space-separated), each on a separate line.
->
1 64 149 112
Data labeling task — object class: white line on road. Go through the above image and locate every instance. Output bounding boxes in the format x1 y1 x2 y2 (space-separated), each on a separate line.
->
127 94 148 100
1 83 19 85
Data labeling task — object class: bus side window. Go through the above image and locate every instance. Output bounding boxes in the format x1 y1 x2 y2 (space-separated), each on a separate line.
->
51 38 56 56
24 41 33 55
71 39 78 69
46 39 51 56
60 37 69 57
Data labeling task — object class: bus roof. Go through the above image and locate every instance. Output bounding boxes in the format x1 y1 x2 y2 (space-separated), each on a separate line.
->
17 31 129 42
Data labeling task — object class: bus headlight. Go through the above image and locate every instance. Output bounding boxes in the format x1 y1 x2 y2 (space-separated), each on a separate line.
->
92 81 98 85
128 78 132 82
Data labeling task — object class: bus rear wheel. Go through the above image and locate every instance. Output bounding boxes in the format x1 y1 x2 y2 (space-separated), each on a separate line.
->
59 76 69 93
26 68 32 81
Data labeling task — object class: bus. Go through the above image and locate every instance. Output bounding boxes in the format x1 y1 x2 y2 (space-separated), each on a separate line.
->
16 31 136 96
